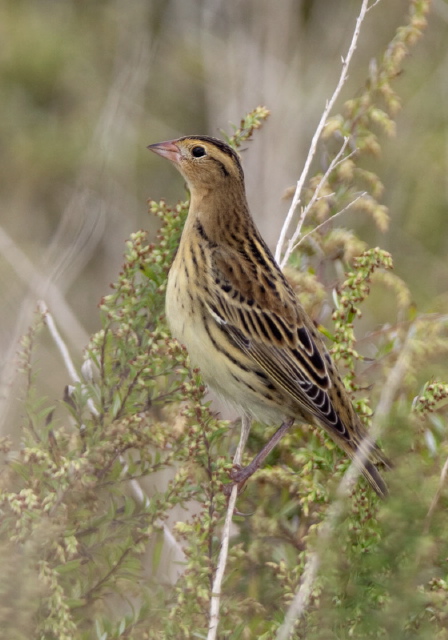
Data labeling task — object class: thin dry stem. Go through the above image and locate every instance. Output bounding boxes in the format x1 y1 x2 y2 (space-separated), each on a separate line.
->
282 138 351 262
207 414 252 640
275 0 374 267
425 456 448 533
38 301 99 419
38 302 82 387
0 230 90 437
293 192 367 251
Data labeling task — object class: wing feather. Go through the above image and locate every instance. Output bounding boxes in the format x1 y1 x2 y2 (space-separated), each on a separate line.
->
210 245 331 381
225 322 347 437
200 245 347 433
201 236 390 495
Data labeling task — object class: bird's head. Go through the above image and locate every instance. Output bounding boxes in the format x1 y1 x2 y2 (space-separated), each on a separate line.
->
148 136 244 191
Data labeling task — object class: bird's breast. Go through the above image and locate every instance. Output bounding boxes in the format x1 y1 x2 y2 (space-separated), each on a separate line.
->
165 247 215 370
166 252 197 346
165 247 289 424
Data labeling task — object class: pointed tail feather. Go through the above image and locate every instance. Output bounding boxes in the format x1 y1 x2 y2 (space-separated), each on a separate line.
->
361 460 388 498
370 442 393 471
340 436 390 498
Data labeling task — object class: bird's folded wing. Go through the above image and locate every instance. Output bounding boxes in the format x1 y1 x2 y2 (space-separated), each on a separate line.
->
203 246 352 435
228 322 351 438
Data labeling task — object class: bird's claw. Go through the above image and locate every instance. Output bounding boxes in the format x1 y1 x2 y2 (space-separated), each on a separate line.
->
229 463 246 483
223 464 250 500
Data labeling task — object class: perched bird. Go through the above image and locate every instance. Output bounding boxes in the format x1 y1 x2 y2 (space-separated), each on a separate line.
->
148 135 390 497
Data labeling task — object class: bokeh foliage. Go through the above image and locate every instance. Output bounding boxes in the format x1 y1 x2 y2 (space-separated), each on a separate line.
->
1 1 448 639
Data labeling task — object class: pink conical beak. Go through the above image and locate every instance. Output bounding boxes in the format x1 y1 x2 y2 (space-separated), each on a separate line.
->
147 140 181 164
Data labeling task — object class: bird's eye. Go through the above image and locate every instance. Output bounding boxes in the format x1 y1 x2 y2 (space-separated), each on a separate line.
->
191 145 206 158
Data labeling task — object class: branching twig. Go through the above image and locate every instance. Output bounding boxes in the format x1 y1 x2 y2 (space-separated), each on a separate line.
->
38 301 187 575
292 192 367 251
207 414 252 640
275 0 373 268
281 138 351 264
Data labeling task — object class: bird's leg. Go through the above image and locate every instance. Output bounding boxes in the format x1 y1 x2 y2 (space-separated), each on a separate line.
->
229 418 295 490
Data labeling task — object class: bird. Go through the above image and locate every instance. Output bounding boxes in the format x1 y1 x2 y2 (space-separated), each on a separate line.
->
148 135 390 498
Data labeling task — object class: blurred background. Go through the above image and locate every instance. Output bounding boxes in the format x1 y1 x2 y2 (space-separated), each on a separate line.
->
1 0 447 430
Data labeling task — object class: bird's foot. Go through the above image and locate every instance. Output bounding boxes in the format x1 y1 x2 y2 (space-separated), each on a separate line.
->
222 466 255 516
223 463 255 497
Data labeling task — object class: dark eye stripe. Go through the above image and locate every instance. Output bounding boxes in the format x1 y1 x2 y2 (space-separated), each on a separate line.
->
178 135 244 178
210 157 229 177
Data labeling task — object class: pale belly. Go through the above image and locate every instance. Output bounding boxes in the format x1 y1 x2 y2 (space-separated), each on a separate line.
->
166 265 289 425
166 266 223 384
166 265 240 396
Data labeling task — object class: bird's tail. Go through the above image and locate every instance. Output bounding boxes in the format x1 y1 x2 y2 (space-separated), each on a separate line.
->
360 459 389 498
349 437 390 498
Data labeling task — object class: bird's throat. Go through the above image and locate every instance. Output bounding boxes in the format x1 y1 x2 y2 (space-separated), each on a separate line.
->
187 184 251 247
